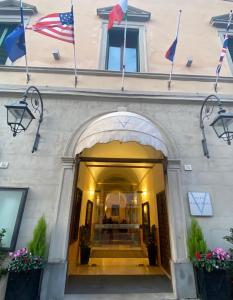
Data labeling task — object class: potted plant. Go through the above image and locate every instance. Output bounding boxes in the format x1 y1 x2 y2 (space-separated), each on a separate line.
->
187 219 208 260
223 228 233 298
147 225 158 266
5 216 46 300
79 225 91 264
193 248 232 300
0 229 8 300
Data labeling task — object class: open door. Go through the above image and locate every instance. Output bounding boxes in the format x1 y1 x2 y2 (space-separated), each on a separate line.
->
157 191 171 275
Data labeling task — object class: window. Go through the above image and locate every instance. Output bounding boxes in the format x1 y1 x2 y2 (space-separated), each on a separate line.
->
99 22 147 73
228 36 233 61
0 187 28 251
106 28 139 72
219 32 233 74
0 0 37 65
0 24 18 65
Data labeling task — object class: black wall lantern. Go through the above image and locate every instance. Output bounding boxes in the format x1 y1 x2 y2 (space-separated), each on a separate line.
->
200 94 233 158
5 86 44 153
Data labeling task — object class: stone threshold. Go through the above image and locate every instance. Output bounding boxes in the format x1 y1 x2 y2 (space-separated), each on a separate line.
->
64 293 177 300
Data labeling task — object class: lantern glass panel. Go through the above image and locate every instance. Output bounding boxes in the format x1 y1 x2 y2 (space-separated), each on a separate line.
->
21 108 34 130
7 107 25 126
211 117 225 138
222 117 233 134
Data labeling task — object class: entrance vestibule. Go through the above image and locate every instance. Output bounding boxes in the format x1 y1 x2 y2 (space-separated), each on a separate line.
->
67 141 172 279
43 110 196 300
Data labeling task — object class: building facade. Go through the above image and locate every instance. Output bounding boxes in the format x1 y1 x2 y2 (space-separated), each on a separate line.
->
0 0 233 299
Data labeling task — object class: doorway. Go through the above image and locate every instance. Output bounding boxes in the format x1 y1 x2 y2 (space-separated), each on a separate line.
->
66 141 172 293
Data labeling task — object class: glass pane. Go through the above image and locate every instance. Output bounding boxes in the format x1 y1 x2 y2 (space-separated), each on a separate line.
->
0 190 22 248
212 118 224 136
8 108 24 124
229 36 233 61
125 48 137 72
108 46 121 71
223 117 233 133
0 24 18 65
93 192 140 246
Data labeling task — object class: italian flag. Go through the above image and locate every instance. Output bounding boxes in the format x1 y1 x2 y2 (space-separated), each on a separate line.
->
108 0 128 30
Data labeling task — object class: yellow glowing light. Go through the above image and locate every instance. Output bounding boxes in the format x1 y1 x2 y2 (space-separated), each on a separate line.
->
142 191 147 196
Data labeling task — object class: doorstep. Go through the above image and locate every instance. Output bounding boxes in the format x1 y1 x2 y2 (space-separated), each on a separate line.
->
64 293 176 300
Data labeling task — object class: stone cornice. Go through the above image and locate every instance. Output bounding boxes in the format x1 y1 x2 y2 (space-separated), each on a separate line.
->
1 84 233 105
61 157 75 167
0 66 233 83
167 159 181 170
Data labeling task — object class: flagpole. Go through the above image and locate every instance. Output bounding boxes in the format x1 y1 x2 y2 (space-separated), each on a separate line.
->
71 2 78 87
20 0 30 83
214 10 232 93
168 10 182 90
121 16 128 91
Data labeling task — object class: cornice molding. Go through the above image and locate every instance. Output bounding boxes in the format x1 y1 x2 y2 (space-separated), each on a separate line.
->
97 5 151 22
1 84 233 105
0 66 233 83
210 13 233 29
61 156 75 167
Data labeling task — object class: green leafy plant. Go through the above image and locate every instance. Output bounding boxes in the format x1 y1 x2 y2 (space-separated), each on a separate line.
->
0 228 7 278
28 216 47 258
187 218 208 260
223 227 233 256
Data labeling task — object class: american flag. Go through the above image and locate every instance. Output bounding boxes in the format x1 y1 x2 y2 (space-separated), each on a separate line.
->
31 12 74 43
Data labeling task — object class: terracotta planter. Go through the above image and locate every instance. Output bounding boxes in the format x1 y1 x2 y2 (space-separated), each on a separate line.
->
195 269 231 300
5 269 42 300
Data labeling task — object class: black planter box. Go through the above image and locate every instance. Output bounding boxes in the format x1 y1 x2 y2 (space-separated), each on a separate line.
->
80 247 91 265
196 269 231 300
5 269 42 300
147 244 158 266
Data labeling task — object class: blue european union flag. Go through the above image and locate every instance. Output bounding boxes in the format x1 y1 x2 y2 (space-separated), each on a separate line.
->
4 25 26 63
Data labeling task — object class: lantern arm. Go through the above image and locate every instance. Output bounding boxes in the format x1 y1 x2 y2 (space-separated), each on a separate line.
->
23 86 44 153
200 94 223 158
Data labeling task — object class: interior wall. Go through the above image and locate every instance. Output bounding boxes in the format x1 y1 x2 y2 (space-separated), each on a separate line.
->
138 164 165 228
68 162 96 274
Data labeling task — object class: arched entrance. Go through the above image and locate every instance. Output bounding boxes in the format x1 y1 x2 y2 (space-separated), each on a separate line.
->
42 110 196 300
67 142 171 281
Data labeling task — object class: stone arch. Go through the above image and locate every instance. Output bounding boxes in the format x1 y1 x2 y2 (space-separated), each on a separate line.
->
63 109 179 159
43 109 195 300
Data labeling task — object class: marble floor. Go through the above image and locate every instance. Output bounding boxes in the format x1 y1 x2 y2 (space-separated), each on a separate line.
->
69 244 162 276
70 258 163 275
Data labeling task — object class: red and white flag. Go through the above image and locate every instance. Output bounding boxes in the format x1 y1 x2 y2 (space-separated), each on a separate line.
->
108 0 128 30
30 12 74 43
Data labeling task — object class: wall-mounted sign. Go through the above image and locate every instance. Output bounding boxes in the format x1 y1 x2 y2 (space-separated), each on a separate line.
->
188 192 213 216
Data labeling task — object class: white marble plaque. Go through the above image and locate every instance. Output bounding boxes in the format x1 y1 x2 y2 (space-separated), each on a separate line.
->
188 192 213 216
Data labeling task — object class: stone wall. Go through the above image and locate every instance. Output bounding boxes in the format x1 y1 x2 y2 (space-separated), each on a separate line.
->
1 93 233 251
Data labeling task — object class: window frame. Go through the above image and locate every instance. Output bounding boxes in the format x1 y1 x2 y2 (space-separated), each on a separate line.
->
218 29 233 75
99 20 148 73
0 13 31 66
0 187 28 251
106 27 140 72
0 23 19 65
